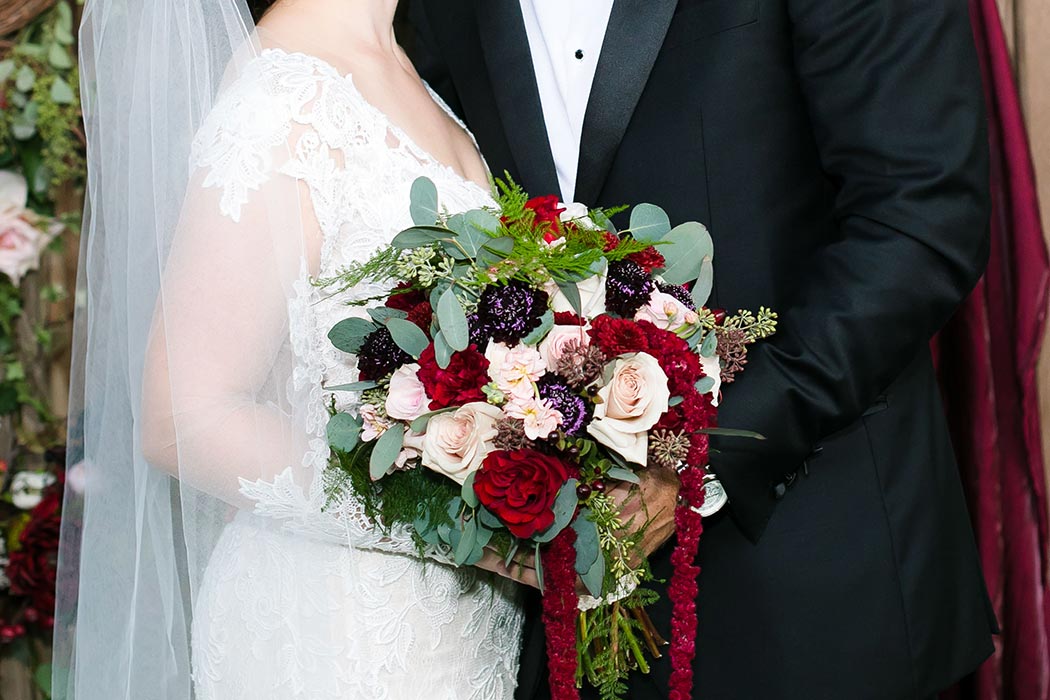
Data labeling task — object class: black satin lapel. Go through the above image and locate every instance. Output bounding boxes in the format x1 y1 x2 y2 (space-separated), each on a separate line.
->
475 0 560 196
575 0 679 205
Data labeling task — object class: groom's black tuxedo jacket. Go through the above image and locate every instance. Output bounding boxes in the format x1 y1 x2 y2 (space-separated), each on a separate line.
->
402 0 998 697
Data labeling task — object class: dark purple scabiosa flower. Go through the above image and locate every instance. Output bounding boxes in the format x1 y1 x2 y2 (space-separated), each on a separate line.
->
657 281 696 310
476 280 550 345
357 327 412 380
605 259 655 318
467 313 492 348
538 376 591 437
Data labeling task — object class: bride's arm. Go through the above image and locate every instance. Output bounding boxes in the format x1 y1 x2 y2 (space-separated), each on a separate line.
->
140 161 323 505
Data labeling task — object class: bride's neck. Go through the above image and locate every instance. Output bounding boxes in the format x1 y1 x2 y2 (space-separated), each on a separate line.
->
262 0 400 55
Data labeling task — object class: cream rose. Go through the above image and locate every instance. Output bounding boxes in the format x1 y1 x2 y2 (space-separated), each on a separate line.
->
537 323 591 372
587 352 670 465
559 202 602 230
550 261 607 318
0 171 58 286
385 363 428 421
421 402 503 483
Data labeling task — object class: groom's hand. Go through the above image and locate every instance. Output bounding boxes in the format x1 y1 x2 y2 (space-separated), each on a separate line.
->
608 466 679 563
474 467 680 588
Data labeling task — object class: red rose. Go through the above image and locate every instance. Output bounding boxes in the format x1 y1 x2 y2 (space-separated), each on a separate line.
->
473 449 572 539
385 282 427 312
417 343 490 410
626 246 666 273
525 195 565 242
588 315 650 357
7 489 61 616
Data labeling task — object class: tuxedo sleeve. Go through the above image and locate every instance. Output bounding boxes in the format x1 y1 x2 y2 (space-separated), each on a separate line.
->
710 0 990 541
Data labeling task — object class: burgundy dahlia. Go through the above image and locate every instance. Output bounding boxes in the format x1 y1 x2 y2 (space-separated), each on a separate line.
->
357 327 412 380
537 377 591 437
476 280 549 344
605 259 654 318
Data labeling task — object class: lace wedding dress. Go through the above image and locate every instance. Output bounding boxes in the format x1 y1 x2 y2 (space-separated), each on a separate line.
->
185 48 523 700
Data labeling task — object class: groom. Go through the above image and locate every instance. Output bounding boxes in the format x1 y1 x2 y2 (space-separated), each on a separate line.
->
403 1 997 698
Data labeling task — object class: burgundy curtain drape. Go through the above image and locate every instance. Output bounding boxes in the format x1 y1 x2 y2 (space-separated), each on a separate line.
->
935 1 1050 699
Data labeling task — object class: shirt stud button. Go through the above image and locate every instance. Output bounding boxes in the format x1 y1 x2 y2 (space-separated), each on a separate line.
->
575 49 584 60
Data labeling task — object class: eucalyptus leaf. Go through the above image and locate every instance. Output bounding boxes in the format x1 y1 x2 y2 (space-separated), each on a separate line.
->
48 43 73 70
433 330 453 369
49 77 75 105
465 525 494 565
668 395 683 407
535 542 545 592
326 413 362 453
458 210 501 257
580 547 606 597
11 120 36 141
409 177 440 226
409 406 457 433
503 539 520 568
629 203 671 242
555 280 582 315
605 467 640 484
328 317 377 353
660 222 714 285
521 310 554 346
437 287 470 351
477 236 516 266
461 471 479 509
572 510 601 575
390 225 454 249
695 376 717 394
534 478 579 543
700 330 718 358
15 65 35 92
325 380 378 392
455 519 478 565
369 423 405 480
367 307 408 324
478 505 503 530
387 318 429 359
591 209 618 235
0 60 15 84
691 260 714 309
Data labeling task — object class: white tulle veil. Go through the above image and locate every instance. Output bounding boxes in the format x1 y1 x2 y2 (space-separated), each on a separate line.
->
52 1 329 696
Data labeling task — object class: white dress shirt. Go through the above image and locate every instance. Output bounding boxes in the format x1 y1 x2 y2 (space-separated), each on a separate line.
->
519 0 615 202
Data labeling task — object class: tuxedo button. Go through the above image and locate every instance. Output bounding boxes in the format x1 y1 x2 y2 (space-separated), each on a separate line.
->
772 482 788 500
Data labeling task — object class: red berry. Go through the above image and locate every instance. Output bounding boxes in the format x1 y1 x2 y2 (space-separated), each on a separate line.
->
592 480 606 494
576 483 592 499
712 308 727 325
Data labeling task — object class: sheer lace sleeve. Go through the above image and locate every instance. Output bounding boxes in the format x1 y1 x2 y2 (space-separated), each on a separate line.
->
141 52 455 563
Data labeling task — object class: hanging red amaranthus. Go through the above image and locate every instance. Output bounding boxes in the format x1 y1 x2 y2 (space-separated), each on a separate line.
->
542 526 580 700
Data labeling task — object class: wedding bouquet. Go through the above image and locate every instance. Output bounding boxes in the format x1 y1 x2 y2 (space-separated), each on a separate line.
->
322 177 775 699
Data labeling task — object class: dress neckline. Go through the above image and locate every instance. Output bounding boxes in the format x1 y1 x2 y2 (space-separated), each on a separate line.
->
261 48 493 197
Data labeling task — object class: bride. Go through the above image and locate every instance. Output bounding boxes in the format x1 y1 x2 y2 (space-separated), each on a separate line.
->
53 0 526 698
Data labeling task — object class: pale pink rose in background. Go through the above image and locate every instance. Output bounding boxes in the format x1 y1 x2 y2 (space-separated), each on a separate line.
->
504 396 563 440
359 404 390 442
587 352 670 464
485 341 546 400
385 363 428 421
550 261 607 318
0 171 58 286
634 290 694 332
421 402 503 483
537 323 591 372
66 461 88 495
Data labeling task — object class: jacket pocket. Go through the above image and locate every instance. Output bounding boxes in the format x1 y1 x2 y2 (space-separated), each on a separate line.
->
663 0 760 49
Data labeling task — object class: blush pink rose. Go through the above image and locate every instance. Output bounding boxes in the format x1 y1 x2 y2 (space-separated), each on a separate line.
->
537 323 590 372
385 363 428 421
0 172 57 287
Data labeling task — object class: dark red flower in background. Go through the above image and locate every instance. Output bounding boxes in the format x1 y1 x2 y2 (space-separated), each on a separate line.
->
7 488 62 618
384 281 427 312
417 343 490 410
588 316 649 357
473 448 571 539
